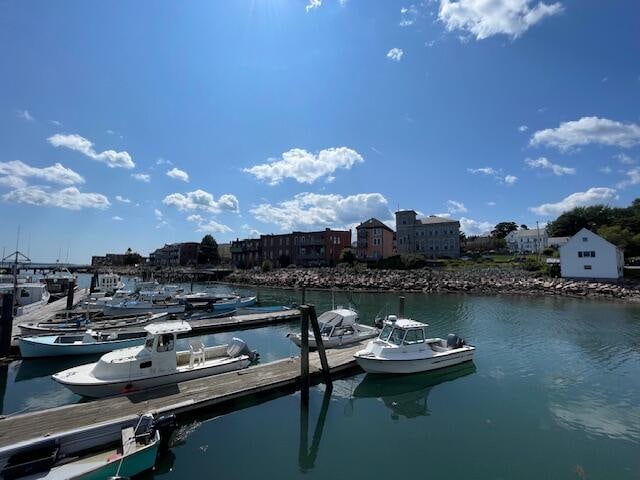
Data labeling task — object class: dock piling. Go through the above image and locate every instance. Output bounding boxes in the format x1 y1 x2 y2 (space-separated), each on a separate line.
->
301 286 306 305
300 305 310 392
66 280 75 311
0 293 13 357
309 306 332 386
399 295 405 318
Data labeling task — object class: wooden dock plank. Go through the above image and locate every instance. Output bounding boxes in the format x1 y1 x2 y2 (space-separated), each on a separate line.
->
186 309 300 334
0 342 365 449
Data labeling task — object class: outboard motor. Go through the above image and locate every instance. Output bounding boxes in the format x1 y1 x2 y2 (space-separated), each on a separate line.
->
226 338 259 361
446 333 465 349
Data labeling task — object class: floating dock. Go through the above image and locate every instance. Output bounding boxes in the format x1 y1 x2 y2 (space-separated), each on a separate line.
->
185 309 300 335
0 342 364 449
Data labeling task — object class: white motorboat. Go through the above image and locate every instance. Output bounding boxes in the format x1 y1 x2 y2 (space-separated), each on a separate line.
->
18 312 167 336
42 267 76 298
52 321 258 398
354 316 475 374
0 282 50 317
212 295 257 311
287 308 378 349
102 299 185 316
19 329 149 358
96 272 125 293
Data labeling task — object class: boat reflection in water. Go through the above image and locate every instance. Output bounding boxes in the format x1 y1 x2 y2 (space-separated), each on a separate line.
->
353 362 476 419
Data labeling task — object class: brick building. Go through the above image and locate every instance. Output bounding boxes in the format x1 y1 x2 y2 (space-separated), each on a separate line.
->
149 242 200 266
356 218 395 261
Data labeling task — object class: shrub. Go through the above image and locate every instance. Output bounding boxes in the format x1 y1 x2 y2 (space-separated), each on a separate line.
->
339 249 357 265
261 260 273 272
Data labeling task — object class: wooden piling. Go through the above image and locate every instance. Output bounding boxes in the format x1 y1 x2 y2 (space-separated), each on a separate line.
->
0 294 13 357
301 286 306 305
399 295 405 318
65 280 75 311
300 305 310 392
308 306 332 386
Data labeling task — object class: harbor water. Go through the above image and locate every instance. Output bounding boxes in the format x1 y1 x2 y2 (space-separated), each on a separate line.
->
2 282 640 479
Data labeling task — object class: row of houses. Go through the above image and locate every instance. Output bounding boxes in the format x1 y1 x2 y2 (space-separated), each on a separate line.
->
92 242 233 267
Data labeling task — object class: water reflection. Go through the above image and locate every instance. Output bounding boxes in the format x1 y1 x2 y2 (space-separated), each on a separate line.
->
298 384 332 472
0 362 8 414
353 363 476 420
15 356 101 382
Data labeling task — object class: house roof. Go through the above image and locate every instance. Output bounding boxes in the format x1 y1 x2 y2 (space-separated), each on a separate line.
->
559 227 623 252
419 215 459 225
356 217 394 231
507 228 546 238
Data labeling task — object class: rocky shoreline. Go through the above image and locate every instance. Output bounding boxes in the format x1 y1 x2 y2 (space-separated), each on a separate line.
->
226 267 640 302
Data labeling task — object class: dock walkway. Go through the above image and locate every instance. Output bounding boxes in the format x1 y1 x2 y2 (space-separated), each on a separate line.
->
0 342 364 449
186 309 300 334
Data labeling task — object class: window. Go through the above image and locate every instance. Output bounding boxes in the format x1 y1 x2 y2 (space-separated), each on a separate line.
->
157 333 174 352
145 337 154 349
379 325 393 341
582 237 588 242
584 265 592 270
591 251 596 257
140 361 152 369
578 251 583 258
403 328 424 345
388 328 406 346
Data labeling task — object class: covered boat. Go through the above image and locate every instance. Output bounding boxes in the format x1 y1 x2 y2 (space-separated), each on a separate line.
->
288 308 378 349
0 283 50 317
102 299 185 316
18 312 167 336
354 316 475 374
52 321 258 398
212 295 257 311
19 329 149 358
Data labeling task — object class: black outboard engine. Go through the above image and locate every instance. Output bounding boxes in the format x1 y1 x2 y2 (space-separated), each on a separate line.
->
447 333 465 349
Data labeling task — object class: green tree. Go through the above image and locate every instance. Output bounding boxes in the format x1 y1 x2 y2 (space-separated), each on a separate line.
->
123 248 142 265
491 222 518 239
339 248 357 265
198 235 220 265
520 224 529 230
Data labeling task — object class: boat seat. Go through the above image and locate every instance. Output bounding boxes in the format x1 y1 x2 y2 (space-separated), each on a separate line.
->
189 341 206 368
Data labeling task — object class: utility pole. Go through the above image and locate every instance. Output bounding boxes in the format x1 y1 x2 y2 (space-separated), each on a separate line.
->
536 220 541 261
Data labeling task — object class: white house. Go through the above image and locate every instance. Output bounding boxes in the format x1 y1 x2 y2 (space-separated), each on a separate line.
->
505 228 548 253
559 228 624 279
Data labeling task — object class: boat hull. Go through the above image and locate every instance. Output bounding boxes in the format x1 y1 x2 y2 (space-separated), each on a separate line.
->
289 327 378 349
19 336 147 358
354 348 475 374
102 304 184 316
212 296 257 311
53 357 251 398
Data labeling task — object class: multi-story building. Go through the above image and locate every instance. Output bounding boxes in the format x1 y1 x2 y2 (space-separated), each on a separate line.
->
261 234 293 267
559 228 624 279
356 218 395 261
217 243 232 264
91 253 127 267
395 210 461 259
149 242 200 266
505 228 548 254
291 229 351 267
230 238 262 268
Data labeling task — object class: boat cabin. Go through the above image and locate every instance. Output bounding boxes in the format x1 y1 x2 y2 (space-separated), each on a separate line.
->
98 273 122 292
318 308 359 337
377 316 429 346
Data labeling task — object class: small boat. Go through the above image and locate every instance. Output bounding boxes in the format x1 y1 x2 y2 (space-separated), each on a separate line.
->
42 267 77 300
240 305 295 314
95 272 125 293
19 330 149 358
0 283 50 317
354 315 475 374
103 299 185 317
18 312 167 336
288 308 378 349
52 321 258 398
212 295 257 311
0 413 166 479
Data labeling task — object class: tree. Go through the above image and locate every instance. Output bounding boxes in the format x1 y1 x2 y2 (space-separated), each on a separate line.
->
339 248 357 265
546 205 616 237
491 222 518 239
198 235 220 265
123 248 142 265
520 224 529 230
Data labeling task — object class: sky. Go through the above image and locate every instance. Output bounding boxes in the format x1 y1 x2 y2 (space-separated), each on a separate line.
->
0 0 639 263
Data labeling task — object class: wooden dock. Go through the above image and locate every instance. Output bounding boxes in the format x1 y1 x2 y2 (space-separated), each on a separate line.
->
185 309 300 335
0 342 364 449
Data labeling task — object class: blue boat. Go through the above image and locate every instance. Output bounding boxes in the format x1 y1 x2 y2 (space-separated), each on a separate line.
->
19 330 148 358
212 296 257 311
239 305 294 314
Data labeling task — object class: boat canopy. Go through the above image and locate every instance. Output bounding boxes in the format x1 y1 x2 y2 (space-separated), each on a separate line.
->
144 321 192 335
317 308 358 327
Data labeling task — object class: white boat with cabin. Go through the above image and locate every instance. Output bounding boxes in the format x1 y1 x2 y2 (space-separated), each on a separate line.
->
288 308 378 349
354 316 475 374
52 321 258 398
0 282 50 317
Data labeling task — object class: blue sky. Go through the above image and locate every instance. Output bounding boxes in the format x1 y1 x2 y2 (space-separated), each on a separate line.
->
1 0 639 263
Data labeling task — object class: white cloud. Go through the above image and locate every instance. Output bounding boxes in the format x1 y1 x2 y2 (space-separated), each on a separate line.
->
166 167 190 182
0 160 84 185
50 120 63 127
615 153 637 165
106 129 115 135
600 166 612 174
3 186 110 210
131 173 150 183
115 195 131 203
163 189 239 213
529 187 617 216
438 0 563 40
400 5 419 26
459 217 493 235
387 48 404 62
530 117 640 151
486 201 496 206
244 147 363 185
250 192 391 231
154 208 168 228
17 109 34 121
616 168 640 189
518 125 528 132
186 214 232 234
525 157 575 175
305 0 321 12
112 216 123 221
447 200 467 213
0 176 27 189
467 167 517 185
156 158 173 166
48 133 135 169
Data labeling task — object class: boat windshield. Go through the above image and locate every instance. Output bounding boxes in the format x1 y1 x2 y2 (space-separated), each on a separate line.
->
379 325 393 341
144 337 154 349
388 328 406 346
320 324 334 335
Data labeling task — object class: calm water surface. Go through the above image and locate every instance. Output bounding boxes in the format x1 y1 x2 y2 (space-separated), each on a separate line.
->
2 284 640 479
